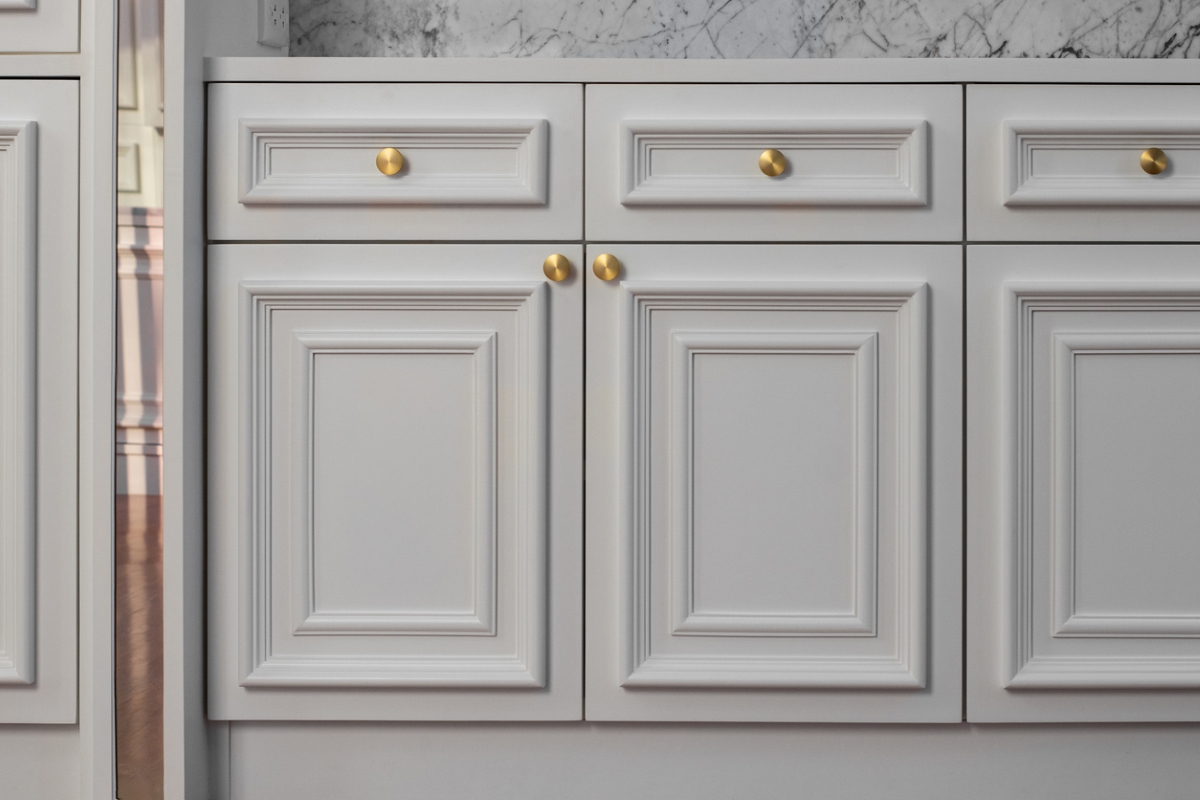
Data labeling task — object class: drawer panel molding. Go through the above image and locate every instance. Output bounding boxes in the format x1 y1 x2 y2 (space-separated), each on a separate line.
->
621 120 929 207
238 118 549 205
1004 120 1200 207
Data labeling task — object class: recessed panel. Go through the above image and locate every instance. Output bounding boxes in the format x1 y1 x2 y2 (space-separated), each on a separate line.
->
310 349 486 627
1071 351 1200 624
690 351 858 621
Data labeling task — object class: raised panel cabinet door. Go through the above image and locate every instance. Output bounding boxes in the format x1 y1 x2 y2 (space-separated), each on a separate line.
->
0 81 78 724
208 244 582 720
968 245 1200 722
585 244 962 722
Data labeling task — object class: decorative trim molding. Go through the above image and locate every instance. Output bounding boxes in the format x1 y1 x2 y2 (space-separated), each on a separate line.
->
1003 120 1200 207
237 118 549 206
1051 331 1200 640
1005 283 1200 689
239 281 548 688
0 121 37 686
289 330 498 636
620 119 928 207
668 330 878 637
619 281 928 689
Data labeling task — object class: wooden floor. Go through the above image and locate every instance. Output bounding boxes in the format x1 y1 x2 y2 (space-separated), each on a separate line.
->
116 494 164 800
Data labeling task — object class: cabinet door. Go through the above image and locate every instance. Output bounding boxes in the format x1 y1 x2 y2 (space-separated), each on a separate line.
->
0 80 78 724
585 244 962 722
208 244 582 720
969 245 1200 722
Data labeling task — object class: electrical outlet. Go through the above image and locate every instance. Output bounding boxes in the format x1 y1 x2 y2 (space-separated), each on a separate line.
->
258 0 289 48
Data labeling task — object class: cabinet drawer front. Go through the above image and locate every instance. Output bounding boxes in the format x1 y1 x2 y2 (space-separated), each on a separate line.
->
620 119 928 207
209 84 582 241
969 86 1200 240
0 0 77 53
238 118 549 206
587 85 962 242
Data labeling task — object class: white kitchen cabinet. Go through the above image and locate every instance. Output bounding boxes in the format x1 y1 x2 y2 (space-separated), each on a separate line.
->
968 84 1200 241
207 243 582 720
585 83 962 242
968 244 1200 722
200 70 1200 736
585 244 962 722
0 79 78 724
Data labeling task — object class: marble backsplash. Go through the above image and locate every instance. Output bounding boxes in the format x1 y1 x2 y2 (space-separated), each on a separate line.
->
291 0 1200 58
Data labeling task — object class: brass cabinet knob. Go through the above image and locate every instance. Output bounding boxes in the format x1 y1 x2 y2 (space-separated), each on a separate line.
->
1141 147 1168 175
592 253 621 281
543 253 571 282
376 147 404 175
758 148 787 177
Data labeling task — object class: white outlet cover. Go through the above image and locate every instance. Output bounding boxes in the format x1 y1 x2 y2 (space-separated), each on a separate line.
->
258 0 288 48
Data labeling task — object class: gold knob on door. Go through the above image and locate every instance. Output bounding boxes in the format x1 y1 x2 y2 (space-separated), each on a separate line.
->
376 147 404 176
1141 147 1168 175
759 148 787 177
592 253 621 281
543 253 572 282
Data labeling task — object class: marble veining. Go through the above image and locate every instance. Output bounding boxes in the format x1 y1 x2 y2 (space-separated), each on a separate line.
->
292 0 1200 58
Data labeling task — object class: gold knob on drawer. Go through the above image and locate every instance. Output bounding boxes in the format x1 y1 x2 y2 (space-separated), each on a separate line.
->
376 147 404 176
543 253 572 282
592 253 621 282
1141 147 1168 175
758 148 787 177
